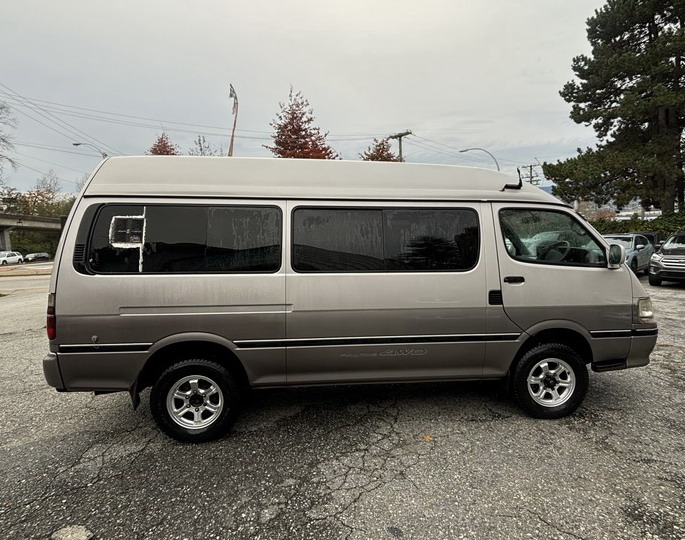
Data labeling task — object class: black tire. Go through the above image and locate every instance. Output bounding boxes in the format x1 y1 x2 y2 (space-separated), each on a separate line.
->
512 343 588 419
1 260 6 265
648 274 662 286
630 258 638 273
150 358 241 443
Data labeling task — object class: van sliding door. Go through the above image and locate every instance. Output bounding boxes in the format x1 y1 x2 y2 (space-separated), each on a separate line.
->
285 201 488 384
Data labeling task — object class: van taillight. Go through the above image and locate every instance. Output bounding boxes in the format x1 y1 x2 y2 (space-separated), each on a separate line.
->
47 293 56 340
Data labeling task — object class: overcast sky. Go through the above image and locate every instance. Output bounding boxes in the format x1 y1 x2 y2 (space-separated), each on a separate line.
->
1 0 606 193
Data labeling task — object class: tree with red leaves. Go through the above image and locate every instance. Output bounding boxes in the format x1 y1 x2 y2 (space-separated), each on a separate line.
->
360 138 400 162
148 132 180 155
265 88 339 159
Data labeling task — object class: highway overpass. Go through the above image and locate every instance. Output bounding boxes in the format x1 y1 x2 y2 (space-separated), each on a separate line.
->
0 213 63 250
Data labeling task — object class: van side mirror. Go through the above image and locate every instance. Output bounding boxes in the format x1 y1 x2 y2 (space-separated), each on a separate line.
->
608 244 626 269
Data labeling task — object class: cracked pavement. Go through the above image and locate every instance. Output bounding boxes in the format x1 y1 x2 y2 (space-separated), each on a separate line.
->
0 275 683 539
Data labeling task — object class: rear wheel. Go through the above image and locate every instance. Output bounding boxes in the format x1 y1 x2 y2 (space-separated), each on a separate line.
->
1 260 6 266
150 358 241 442
648 274 662 286
513 343 588 419
630 258 638 273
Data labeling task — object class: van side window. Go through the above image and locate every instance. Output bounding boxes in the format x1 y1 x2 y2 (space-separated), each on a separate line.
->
499 209 606 267
292 207 479 272
88 205 281 274
293 209 384 271
384 209 479 271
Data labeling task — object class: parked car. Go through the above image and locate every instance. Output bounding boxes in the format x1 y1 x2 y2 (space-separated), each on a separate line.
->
24 252 50 262
602 234 654 273
648 231 685 286
0 251 23 265
629 231 661 248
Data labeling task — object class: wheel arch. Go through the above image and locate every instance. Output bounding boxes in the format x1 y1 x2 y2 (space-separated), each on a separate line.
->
130 333 250 408
512 324 594 374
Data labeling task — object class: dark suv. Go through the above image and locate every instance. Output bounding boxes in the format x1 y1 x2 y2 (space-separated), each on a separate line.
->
649 231 685 286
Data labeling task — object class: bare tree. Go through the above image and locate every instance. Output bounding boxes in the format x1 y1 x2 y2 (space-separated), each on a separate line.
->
0 101 16 177
188 135 219 156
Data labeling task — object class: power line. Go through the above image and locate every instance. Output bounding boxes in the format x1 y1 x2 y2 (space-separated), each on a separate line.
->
11 159 81 186
12 151 90 175
14 141 103 157
0 92 388 142
413 134 523 166
0 83 123 156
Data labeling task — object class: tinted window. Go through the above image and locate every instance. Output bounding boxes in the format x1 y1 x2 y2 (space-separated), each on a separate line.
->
293 208 384 271
499 209 606 267
206 207 282 271
293 207 479 272
384 209 478 271
88 205 281 273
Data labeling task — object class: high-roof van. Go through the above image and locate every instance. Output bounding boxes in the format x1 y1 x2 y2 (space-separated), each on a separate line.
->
43 157 657 442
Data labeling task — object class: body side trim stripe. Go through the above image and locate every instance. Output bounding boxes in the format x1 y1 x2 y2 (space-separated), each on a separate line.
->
590 329 658 338
59 343 152 353
234 333 521 349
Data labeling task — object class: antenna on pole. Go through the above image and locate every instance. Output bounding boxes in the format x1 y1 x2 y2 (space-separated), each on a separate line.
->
228 84 239 157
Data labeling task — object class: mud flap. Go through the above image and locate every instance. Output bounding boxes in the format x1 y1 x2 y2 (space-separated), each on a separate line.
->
129 379 141 410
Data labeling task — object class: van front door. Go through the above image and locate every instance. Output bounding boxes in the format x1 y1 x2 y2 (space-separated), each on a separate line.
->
492 204 633 339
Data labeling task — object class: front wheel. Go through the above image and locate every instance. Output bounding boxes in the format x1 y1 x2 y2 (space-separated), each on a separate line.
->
630 258 638 273
512 343 588 419
648 274 662 286
150 358 241 442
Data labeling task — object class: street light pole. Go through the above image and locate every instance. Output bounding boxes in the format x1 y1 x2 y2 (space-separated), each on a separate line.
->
459 147 500 171
72 142 108 159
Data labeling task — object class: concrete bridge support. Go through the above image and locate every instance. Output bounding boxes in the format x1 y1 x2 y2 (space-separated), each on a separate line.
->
1 228 10 251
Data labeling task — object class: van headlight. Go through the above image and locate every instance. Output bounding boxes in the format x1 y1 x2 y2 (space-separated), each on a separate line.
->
637 297 654 322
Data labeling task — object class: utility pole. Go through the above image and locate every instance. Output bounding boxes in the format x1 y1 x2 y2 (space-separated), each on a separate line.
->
521 162 542 185
388 130 412 162
228 84 239 157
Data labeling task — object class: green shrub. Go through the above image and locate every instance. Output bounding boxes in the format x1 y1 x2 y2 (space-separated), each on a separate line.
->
589 213 685 238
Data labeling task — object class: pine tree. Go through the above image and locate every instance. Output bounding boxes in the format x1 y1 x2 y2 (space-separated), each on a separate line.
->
148 132 180 155
265 88 339 159
543 1 685 213
360 138 401 162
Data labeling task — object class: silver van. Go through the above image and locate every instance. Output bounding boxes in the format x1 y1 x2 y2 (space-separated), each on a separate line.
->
43 157 657 442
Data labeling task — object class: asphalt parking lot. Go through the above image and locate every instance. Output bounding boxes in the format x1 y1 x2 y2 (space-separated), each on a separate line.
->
0 273 683 540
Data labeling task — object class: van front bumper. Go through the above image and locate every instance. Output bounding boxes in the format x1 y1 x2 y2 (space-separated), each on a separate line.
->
591 332 657 372
43 353 65 390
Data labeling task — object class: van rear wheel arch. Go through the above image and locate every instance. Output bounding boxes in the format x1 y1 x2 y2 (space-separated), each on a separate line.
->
137 340 249 395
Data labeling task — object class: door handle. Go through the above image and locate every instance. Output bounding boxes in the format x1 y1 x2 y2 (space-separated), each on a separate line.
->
504 276 525 284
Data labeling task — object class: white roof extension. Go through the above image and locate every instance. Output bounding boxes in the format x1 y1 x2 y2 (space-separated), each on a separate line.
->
85 156 563 204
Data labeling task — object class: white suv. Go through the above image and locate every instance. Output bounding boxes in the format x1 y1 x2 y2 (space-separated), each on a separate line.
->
0 251 24 265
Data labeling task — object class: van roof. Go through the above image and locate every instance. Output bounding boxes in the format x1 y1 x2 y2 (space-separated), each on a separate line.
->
84 156 564 204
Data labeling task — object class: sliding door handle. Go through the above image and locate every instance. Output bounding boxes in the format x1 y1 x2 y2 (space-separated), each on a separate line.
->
503 276 525 284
